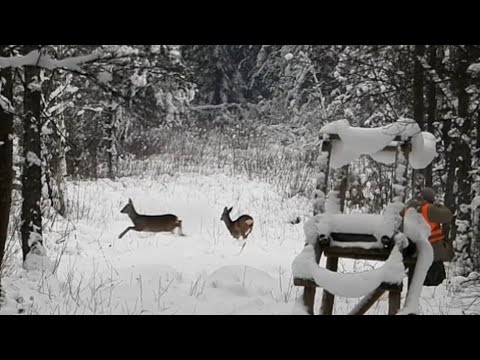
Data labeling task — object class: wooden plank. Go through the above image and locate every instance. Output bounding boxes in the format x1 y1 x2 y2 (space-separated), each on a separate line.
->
319 256 338 315
324 133 406 142
295 278 402 315
322 246 416 264
294 278 402 291
294 278 317 287
322 134 407 153
381 282 403 292
330 233 378 243
323 247 391 261
349 287 386 315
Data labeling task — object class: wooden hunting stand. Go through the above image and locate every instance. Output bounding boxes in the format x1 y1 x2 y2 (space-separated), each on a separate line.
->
294 126 424 315
294 241 417 315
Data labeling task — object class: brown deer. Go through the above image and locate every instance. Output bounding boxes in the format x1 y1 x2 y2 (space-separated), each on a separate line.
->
119 198 184 239
220 206 254 240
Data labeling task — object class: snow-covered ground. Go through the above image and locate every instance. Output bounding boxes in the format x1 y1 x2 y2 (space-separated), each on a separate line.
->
1 172 479 315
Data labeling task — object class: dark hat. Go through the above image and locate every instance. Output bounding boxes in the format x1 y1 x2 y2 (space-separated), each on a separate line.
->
422 187 436 202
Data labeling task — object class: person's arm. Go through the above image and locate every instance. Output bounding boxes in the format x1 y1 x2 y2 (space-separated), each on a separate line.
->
427 203 453 223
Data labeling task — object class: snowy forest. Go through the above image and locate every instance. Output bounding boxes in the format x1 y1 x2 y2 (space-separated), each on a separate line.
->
0 45 479 315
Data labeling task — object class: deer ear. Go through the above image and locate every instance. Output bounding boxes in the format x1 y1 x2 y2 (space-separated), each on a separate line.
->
228 207 233 212
129 198 133 204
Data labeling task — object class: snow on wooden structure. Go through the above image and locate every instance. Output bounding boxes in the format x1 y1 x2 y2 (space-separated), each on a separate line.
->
294 119 437 315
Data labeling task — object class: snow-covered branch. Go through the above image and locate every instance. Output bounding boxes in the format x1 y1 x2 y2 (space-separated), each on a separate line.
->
0 50 101 71
189 103 246 111
0 94 14 114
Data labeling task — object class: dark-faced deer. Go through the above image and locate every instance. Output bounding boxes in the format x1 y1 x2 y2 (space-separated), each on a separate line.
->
119 198 184 239
220 207 253 252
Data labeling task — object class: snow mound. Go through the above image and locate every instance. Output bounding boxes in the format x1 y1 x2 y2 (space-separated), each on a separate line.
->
206 265 277 297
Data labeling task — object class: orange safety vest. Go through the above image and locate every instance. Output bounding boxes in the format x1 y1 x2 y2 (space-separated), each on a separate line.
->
420 202 444 244
402 202 445 243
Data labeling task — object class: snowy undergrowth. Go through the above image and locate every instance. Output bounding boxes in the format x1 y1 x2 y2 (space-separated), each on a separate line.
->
1 173 313 314
116 126 319 199
1 173 478 314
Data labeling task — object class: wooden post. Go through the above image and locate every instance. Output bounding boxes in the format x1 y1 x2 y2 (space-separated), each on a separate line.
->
320 139 332 196
313 139 332 216
302 240 323 315
294 246 411 315
411 169 425 200
319 256 338 315
303 287 316 316
400 142 411 204
331 165 349 214
388 291 401 315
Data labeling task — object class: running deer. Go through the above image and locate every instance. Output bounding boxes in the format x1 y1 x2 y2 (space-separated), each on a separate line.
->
119 198 184 239
220 206 254 240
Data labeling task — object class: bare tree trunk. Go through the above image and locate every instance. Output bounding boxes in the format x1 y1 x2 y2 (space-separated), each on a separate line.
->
20 49 44 262
51 46 67 215
49 145 67 217
42 70 67 217
52 117 67 216
92 114 99 179
452 47 473 276
425 45 438 188
410 45 426 199
106 105 117 180
443 118 456 215
411 45 426 199
0 51 14 274
474 113 480 270
413 45 426 131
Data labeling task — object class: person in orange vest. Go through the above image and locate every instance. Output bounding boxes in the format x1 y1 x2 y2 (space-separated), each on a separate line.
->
404 187 453 286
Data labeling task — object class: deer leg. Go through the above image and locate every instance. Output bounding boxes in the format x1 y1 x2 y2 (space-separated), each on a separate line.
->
239 241 247 254
172 220 185 236
119 226 135 239
176 222 185 236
